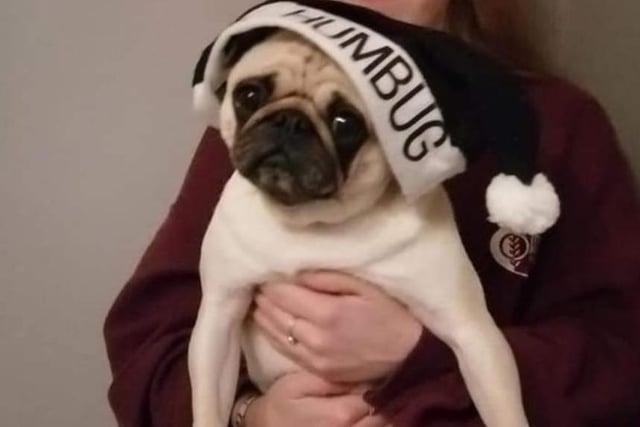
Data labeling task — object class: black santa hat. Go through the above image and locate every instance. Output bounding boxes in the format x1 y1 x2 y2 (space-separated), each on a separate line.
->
191 0 561 235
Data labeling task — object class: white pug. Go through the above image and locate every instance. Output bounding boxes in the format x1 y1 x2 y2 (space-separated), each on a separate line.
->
188 31 529 427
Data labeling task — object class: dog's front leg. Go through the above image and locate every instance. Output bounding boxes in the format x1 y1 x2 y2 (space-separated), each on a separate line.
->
432 310 530 427
189 292 251 427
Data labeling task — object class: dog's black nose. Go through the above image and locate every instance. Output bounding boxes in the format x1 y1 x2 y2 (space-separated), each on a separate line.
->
271 109 314 136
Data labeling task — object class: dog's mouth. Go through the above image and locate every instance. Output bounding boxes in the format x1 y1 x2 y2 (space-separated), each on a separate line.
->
232 109 339 205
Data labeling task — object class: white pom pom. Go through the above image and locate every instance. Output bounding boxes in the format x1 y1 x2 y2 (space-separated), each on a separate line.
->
486 173 560 235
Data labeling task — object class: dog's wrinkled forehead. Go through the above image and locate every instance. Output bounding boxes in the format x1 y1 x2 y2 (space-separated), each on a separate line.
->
226 32 365 113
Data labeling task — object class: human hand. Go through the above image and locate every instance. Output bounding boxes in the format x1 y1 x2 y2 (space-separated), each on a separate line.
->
244 371 389 427
253 271 421 383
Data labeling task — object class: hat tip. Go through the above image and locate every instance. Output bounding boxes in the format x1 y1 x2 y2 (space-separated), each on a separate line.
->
486 173 560 235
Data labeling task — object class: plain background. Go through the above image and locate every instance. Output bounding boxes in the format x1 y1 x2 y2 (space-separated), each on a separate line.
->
0 1 638 426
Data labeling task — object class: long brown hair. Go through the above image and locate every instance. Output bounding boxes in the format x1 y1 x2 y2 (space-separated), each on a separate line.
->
446 0 546 72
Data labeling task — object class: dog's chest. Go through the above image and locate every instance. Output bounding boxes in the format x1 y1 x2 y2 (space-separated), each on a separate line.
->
201 174 441 288
200 174 474 390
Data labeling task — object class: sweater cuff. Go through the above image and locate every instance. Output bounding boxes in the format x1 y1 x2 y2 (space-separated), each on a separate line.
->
149 351 194 427
364 327 457 409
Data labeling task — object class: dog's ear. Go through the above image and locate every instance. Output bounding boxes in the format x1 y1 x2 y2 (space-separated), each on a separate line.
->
192 40 215 89
223 27 278 69
193 28 277 109
216 28 276 102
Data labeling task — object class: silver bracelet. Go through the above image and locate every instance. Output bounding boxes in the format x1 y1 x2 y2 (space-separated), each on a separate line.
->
231 391 261 427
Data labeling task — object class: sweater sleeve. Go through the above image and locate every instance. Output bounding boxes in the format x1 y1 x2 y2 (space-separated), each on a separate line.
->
103 128 254 427
365 98 640 426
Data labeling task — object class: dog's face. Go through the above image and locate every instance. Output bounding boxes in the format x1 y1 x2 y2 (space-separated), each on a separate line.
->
218 32 392 222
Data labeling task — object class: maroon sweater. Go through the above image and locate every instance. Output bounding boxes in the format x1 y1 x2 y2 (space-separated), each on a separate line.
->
104 77 640 427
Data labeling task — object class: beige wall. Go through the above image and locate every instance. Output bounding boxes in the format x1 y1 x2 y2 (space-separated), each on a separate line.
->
0 1 256 426
1 1 638 426
533 0 640 173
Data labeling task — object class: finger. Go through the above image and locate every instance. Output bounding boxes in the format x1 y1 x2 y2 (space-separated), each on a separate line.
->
298 270 379 296
351 414 389 427
280 371 350 398
304 394 371 425
255 292 322 350
350 405 389 427
334 395 373 425
252 306 322 372
259 282 335 324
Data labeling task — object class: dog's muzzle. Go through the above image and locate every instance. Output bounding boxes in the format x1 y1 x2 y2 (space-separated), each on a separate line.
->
233 109 339 205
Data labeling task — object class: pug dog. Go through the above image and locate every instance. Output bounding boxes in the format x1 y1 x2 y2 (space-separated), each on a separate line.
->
188 31 529 427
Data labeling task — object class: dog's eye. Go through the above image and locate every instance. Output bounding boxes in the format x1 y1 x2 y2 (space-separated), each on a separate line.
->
331 110 366 144
233 81 269 114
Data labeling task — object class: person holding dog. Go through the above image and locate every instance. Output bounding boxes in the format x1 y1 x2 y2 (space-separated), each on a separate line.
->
104 1 640 426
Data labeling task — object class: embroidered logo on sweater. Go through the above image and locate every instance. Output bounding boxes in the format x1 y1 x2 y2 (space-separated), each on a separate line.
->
490 228 539 277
